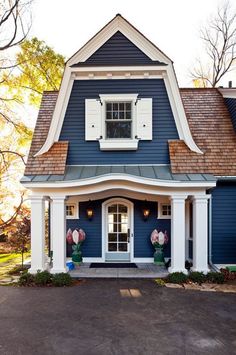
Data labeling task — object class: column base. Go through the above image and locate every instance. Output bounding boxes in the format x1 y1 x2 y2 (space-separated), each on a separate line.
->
191 267 209 275
51 268 67 274
168 267 188 275
29 267 46 274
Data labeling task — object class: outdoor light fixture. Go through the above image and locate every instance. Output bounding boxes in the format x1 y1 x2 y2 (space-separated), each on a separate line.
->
86 201 94 221
142 201 150 221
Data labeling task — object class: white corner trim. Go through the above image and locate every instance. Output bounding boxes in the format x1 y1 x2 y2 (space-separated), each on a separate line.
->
163 68 203 154
99 93 138 101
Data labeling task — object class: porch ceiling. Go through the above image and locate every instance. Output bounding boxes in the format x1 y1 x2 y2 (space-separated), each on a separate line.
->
22 164 216 184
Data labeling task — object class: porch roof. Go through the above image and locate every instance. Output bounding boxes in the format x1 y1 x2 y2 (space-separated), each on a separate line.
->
21 165 216 183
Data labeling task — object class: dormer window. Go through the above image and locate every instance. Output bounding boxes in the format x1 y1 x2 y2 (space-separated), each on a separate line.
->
85 93 152 150
106 102 132 139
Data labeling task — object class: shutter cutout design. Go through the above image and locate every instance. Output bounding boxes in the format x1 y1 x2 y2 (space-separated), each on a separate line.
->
85 99 102 141
136 98 152 140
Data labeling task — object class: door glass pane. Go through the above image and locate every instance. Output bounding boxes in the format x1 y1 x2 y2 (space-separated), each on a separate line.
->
108 243 117 252
108 233 117 242
121 224 128 233
118 205 127 213
119 233 127 242
108 224 114 233
121 214 128 223
108 205 117 213
119 243 127 252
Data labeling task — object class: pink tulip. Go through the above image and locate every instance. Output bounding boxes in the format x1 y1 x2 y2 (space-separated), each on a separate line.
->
72 229 79 244
78 228 86 242
66 229 74 244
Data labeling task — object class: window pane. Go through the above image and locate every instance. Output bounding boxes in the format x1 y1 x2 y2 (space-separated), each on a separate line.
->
108 243 117 251
112 111 119 120
106 111 112 120
125 102 131 111
119 111 124 119
118 205 127 213
113 103 118 111
119 233 127 242
108 205 117 213
119 103 124 110
121 224 128 233
126 111 131 119
106 103 112 111
119 243 127 252
106 122 131 138
108 233 117 242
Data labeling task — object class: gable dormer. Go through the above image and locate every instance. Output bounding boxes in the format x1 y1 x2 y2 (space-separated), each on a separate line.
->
34 14 201 158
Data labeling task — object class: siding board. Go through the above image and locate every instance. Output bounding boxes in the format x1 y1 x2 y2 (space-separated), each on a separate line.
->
212 181 236 264
59 79 179 165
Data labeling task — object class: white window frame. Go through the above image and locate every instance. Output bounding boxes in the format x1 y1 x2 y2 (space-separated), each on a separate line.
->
157 202 171 219
66 202 79 219
99 94 139 150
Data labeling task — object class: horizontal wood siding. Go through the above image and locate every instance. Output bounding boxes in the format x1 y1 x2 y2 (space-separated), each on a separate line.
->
76 31 160 66
66 198 171 259
225 98 236 132
59 79 179 165
212 181 236 264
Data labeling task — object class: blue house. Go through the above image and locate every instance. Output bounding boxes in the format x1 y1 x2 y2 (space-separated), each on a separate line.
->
21 15 236 274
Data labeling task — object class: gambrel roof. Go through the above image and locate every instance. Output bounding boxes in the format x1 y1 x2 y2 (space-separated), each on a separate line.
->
24 88 236 177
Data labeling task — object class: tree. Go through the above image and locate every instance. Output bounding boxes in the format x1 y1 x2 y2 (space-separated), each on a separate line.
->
191 1 236 87
4 37 65 107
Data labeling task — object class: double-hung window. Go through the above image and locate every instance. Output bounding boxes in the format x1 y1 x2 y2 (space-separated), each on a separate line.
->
106 102 132 139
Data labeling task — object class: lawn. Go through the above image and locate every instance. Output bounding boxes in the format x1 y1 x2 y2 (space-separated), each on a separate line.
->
0 252 30 282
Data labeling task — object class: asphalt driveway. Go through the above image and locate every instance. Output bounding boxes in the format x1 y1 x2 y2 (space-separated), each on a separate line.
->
0 279 235 355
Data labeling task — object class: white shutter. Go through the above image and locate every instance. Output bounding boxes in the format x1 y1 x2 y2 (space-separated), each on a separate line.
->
85 99 102 141
136 98 153 140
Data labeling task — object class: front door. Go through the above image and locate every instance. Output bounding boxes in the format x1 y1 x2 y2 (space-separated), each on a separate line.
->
105 201 131 261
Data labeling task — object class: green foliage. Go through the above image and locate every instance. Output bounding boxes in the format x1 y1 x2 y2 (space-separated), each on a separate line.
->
167 272 188 284
19 272 34 286
52 273 73 287
34 270 52 286
8 264 29 275
189 271 206 284
4 37 65 107
155 278 166 287
206 272 225 284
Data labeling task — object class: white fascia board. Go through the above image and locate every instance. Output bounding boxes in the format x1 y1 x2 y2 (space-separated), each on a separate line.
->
67 15 171 66
219 88 236 98
22 173 216 189
164 67 203 154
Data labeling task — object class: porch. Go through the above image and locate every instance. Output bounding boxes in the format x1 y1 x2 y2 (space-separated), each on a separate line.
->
23 165 216 275
69 263 168 279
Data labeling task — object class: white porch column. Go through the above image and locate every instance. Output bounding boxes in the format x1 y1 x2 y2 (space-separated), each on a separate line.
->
192 195 209 273
29 196 46 273
51 196 67 274
168 195 187 274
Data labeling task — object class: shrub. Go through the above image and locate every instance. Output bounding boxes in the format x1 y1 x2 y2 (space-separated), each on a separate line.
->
34 270 52 286
206 272 225 284
19 272 35 286
8 265 29 276
220 268 236 281
155 278 166 287
189 271 206 284
52 273 72 287
167 272 188 284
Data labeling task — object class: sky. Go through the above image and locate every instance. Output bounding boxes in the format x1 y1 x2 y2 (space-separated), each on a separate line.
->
30 0 236 87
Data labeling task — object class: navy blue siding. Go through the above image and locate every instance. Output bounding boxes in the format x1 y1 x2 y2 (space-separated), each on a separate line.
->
73 31 164 66
212 181 236 264
59 79 179 165
66 198 171 259
225 98 236 132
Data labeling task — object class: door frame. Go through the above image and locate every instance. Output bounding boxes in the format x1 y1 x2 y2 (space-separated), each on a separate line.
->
102 198 134 262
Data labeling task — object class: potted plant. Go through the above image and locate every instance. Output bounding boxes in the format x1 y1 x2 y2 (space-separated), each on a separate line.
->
66 228 86 264
150 229 168 265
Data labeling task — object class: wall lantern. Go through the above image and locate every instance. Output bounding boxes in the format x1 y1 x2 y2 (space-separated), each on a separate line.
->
86 201 94 221
142 201 150 221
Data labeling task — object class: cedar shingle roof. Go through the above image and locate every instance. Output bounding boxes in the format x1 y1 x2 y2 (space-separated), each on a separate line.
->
24 91 68 175
169 88 236 175
24 88 236 177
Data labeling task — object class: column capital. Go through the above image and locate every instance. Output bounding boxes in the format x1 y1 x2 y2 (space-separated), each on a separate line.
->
50 195 67 202
30 195 47 202
169 194 188 202
192 195 211 202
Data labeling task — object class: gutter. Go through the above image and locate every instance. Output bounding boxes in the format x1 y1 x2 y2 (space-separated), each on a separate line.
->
208 194 220 272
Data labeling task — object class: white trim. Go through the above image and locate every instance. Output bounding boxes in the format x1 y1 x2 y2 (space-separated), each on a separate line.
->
133 258 154 263
99 93 138 101
158 202 171 219
102 198 134 263
34 15 202 156
82 258 104 263
22 173 216 189
99 140 139 151
66 202 79 219
219 88 236 98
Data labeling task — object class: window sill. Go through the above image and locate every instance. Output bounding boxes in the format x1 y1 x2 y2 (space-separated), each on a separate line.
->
99 139 139 151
